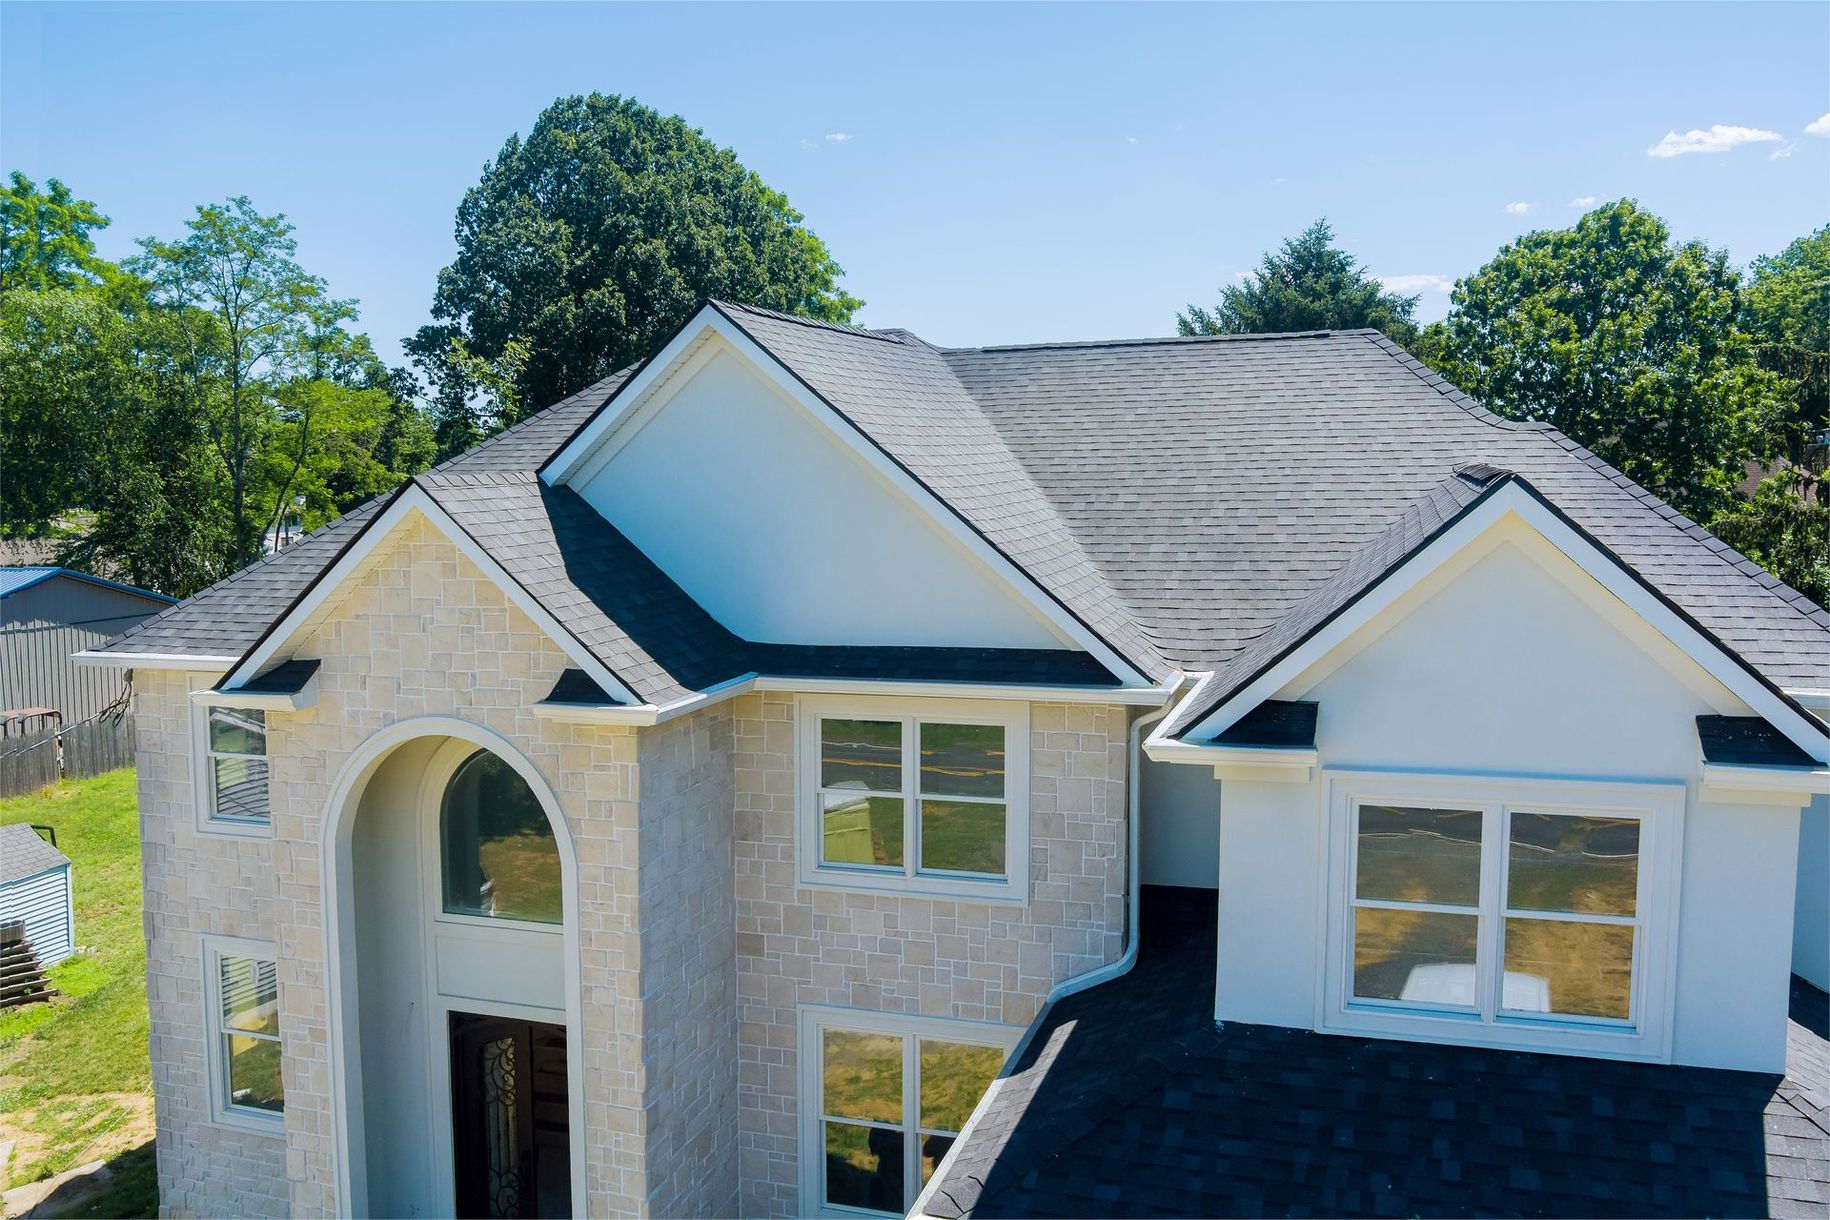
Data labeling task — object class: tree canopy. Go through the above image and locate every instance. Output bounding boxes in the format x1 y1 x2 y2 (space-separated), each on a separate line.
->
1178 219 1420 344
1422 200 1789 523
408 93 863 456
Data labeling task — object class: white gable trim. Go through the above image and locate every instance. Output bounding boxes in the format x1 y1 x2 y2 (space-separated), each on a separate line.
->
1184 481 1829 762
219 484 641 705
542 303 1151 686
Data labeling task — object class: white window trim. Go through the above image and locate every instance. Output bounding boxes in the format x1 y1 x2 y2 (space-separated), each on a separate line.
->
797 1005 1022 1219
190 698 273 839
416 737 568 938
795 695 1030 904
200 933 286 1136
1317 770 1684 1062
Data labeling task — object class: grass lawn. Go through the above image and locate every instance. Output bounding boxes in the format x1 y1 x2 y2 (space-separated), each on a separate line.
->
0 768 157 1218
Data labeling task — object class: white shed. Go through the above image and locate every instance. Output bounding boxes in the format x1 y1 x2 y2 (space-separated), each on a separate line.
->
0 822 74 970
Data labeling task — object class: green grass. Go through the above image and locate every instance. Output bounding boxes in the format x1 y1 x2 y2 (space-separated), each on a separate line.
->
0 768 157 1217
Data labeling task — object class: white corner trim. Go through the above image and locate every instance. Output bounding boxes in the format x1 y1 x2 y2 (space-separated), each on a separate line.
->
220 486 640 707
1699 761 1830 808
192 672 319 713
1184 484 1830 763
73 650 237 672
544 303 1153 687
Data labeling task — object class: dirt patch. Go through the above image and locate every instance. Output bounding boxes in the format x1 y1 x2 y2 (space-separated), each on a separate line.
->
0 1093 153 1189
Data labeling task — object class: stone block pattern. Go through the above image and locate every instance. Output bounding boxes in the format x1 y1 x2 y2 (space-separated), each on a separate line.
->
134 518 652 1216
637 707 740 1217
731 693 1130 1217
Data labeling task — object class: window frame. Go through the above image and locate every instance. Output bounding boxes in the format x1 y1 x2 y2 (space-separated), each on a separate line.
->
201 933 286 1135
418 738 567 938
191 699 274 838
797 1006 1021 1219
1319 770 1683 1061
795 696 1030 904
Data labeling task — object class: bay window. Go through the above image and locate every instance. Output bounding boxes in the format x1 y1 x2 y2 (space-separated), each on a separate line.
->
1325 773 1679 1059
799 698 1029 902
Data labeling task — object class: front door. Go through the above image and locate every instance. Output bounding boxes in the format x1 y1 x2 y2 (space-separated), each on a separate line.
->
448 1012 571 1219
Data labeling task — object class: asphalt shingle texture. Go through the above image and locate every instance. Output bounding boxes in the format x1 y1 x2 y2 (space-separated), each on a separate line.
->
927 887 1830 1220
97 307 1829 709
0 822 70 885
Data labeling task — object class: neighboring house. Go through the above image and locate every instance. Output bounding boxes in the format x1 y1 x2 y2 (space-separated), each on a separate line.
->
0 566 174 726
78 302 1828 1220
0 822 75 969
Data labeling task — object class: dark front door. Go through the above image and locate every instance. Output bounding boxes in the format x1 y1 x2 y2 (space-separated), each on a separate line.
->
449 1012 571 1219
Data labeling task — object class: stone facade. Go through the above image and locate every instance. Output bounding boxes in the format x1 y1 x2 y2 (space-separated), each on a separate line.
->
131 511 1135 1218
732 693 1130 1218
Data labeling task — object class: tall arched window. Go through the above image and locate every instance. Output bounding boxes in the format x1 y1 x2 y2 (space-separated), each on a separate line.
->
440 750 562 925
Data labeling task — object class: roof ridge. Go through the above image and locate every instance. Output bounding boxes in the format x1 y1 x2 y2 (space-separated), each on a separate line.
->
952 329 1338 355
1361 332 1830 634
711 299 905 344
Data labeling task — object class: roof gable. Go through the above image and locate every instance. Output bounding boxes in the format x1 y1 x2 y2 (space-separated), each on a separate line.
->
1170 474 1828 761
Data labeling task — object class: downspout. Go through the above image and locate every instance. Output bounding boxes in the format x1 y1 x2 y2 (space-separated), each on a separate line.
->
1048 674 1187 1003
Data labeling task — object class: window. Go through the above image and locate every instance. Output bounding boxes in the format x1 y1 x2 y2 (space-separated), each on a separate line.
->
798 698 1030 902
203 937 284 1131
440 749 562 924
1325 773 1680 1059
800 1010 1018 1217
205 707 270 825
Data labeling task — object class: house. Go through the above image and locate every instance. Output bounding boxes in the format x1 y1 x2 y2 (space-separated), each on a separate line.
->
78 302 1828 1219
1 566 174 726
0 822 75 1008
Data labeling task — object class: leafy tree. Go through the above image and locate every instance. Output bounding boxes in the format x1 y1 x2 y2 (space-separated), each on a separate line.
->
1424 200 1789 521
0 173 121 293
408 93 862 453
1744 226 1829 463
1179 219 1421 344
1708 468 1829 605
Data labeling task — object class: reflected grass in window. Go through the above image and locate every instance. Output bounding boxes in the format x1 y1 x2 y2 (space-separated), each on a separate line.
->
1355 805 1482 906
441 750 562 924
1352 907 1480 1005
919 801 1005 876
919 1039 1005 1132
822 793 905 869
1504 918 1635 1019
1508 813 1639 916
822 1030 902 1124
227 1034 284 1113
918 723 1004 799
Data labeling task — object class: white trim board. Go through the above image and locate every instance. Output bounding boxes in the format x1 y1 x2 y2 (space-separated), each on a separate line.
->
73 650 237 672
1184 482 1829 763
218 484 641 706
542 303 1151 687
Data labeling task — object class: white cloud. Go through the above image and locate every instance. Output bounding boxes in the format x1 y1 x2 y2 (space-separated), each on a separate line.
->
1646 124 1781 157
1126 136 1138 144
1567 195 1597 207
1503 201 1534 214
824 132 851 143
1379 274 1454 294
1806 113 1830 137
1771 142 1798 161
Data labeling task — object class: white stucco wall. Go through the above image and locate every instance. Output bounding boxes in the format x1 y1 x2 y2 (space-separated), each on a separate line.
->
574 347 1070 650
1796 793 1829 990
1210 529 1803 1072
1140 754 1220 889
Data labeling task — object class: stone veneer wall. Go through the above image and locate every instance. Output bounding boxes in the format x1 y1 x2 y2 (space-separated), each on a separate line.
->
635 707 740 1216
133 516 653 1217
732 693 1131 1218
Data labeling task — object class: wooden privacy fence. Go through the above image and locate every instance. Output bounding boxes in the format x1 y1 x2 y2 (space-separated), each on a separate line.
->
0 715 135 797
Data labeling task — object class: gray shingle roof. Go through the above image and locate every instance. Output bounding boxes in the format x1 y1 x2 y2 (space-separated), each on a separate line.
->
97 307 1829 712
0 822 70 885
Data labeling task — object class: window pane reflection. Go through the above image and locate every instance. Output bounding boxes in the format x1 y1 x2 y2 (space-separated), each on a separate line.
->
1508 813 1639 916
1355 805 1483 906
1352 907 1480 1005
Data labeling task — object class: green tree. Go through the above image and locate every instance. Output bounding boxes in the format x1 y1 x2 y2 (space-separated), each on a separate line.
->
1424 200 1788 521
1744 226 1829 463
407 93 862 454
1179 219 1421 344
0 173 121 293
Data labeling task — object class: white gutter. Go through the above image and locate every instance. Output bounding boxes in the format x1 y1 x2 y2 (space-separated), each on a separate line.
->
72 650 237 673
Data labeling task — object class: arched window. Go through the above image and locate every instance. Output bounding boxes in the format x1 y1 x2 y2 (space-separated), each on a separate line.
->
440 750 562 925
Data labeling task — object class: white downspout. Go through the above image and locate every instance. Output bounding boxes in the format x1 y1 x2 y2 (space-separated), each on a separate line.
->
1048 675 1187 1003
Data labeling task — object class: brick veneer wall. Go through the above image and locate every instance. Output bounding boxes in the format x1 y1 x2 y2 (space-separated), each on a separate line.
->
731 693 1131 1217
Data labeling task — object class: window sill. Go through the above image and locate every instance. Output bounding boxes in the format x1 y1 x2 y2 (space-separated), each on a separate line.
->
797 866 1028 906
1324 1002 1663 1062
194 816 275 841
207 1104 286 1138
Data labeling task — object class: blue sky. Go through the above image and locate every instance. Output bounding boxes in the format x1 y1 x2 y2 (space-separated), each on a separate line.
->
5 2 1826 371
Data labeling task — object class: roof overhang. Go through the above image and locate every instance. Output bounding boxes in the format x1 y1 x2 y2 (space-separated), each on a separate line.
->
216 481 643 705
194 659 322 712
72 651 238 673
1180 479 1829 765
540 301 1154 687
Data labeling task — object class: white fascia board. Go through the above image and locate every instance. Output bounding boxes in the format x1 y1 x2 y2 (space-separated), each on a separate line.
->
1699 761 1830 807
1185 484 1830 763
221 486 642 707
543 303 1152 687
73 650 237 672
192 672 319 713
1787 688 1830 714
749 674 1177 706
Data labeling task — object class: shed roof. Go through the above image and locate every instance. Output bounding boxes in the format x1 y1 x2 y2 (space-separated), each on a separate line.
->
0 823 70 886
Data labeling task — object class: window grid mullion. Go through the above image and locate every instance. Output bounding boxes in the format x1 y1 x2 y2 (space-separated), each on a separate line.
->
1478 803 1504 1022
902 719 918 880
903 1033 920 1211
